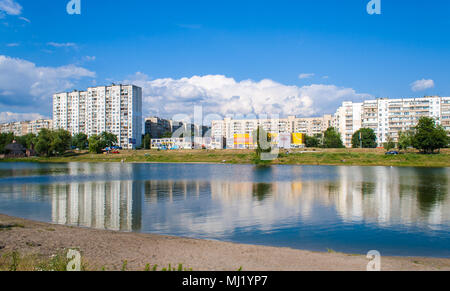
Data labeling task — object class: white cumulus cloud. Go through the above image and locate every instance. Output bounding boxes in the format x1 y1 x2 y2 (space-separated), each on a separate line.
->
0 55 95 111
411 79 435 92
0 0 22 16
124 74 370 119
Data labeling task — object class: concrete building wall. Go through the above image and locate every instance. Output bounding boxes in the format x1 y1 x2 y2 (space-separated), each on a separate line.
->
53 84 143 149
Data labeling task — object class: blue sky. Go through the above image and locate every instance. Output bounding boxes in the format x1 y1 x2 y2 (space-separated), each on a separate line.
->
0 0 449 121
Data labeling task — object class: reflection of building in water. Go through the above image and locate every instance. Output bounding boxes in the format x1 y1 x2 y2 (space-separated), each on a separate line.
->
326 167 450 227
206 167 450 228
47 166 450 235
51 180 142 231
144 180 210 203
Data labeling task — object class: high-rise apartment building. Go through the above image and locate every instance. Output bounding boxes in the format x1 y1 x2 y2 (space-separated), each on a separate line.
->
335 102 363 148
53 84 142 149
336 96 449 147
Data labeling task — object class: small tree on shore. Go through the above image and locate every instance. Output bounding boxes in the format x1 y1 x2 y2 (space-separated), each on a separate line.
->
0 133 15 154
34 129 71 157
384 136 396 151
88 135 106 154
35 129 53 157
253 126 272 165
100 132 118 148
51 129 72 156
15 133 37 149
323 127 345 148
72 133 88 150
352 128 377 149
305 134 321 148
143 134 151 150
412 117 449 154
398 130 414 150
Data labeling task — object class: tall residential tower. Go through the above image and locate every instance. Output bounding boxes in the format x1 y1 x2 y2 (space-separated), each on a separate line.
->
53 84 142 149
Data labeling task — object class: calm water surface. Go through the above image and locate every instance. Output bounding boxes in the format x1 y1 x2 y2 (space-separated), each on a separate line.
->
0 162 449 257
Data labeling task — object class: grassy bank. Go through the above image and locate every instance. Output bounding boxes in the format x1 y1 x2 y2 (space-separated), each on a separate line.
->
1 148 450 167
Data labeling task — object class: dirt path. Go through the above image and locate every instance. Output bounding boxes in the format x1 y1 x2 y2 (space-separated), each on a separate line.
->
1 214 449 271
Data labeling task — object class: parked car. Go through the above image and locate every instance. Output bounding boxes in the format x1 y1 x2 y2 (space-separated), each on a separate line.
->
385 151 399 155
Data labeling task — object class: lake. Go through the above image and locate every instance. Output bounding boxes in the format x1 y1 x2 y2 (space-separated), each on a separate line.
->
0 162 449 257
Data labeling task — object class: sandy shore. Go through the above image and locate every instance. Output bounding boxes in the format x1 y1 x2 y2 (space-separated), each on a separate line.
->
1 214 449 271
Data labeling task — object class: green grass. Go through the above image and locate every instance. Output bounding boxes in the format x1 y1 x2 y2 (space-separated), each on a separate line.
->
1 149 449 168
0 250 197 271
0 250 85 271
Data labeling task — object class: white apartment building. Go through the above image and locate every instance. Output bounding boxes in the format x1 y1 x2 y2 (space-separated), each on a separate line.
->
336 96 450 147
53 84 143 149
211 115 333 149
211 96 450 149
27 119 53 135
0 119 53 136
334 102 363 148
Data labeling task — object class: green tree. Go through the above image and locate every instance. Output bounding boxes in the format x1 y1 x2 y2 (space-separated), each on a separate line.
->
352 128 377 148
35 129 53 157
15 133 37 149
0 133 14 154
88 135 106 154
383 136 396 151
143 134 151 150
412 117 449 154
72 133 88 150
253 126 272 165
305 134 321 148
100 132 118 147
398 130 414 150
323 127 345 148
51 129 72 156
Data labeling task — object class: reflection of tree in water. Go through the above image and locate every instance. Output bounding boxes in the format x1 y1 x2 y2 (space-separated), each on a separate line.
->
360 182 376 196
416 171 448 214
252 183 272 201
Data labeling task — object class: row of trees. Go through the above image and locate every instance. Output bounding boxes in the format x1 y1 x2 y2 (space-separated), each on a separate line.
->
302 117 449 153
304 127 345 149
0 129 119 157
348 117 449 153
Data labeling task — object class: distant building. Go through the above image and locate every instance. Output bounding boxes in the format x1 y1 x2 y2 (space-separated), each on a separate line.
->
211 96 450 149
151 138 193 150
335 96 450 147
0 119 53 136
211 116 328 149
53 84 143 149
144 117 172 138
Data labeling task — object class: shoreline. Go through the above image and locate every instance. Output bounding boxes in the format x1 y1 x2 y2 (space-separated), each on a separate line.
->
1 214 450 271
1 148 450 168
